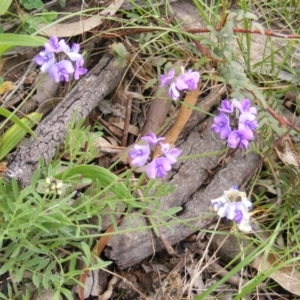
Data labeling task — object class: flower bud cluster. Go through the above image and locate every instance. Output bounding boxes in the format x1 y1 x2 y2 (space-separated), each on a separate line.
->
211 187 253 232
212 99 258 149
34 36 87 83
128 133 181 179
159 68 200 101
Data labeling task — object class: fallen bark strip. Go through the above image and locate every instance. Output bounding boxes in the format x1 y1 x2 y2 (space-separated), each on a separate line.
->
4 53 126 187
105 118 260 268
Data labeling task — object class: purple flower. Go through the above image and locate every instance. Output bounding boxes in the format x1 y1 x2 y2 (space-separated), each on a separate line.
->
225 202 252 232
227 128 254 149
44 36 68 53
74 58 87 80
65 43 83 61
234 99 257 115
218 100 234 114
212 112 232 139
238 112 258 131
48 60 74 82
211 195 230 217
129 144 150 167
169 82 180 100
146 157 172 178
141 133 165 146
175 70 200 91
35 51 55 72
160 69 175 87
211 188 253 233
160 143 181 164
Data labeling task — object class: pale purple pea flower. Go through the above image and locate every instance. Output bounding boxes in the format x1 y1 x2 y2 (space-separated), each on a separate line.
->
48 60 74 83
212 112 232 139
227 186 253 210
74 58 87 80
211 195 230 217
160 143 181 164
160 69 175 87
169 82 180 101
146 157 172 178
218 100 234 114
35 51 55 73
211 188 253 232
44 36 68 53
238 112 258 131
129 144 150 167
227 128 254 149
65 43 83 61
175 70 200 91
225 202 252 232
141 133 165 146
234 99 257 115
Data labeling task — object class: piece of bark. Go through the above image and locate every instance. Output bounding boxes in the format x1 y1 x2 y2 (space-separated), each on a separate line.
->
105 118 261 268
4 53 126 187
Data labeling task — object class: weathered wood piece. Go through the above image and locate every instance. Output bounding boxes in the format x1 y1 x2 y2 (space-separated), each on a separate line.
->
4 53 126 186
105 118 261 268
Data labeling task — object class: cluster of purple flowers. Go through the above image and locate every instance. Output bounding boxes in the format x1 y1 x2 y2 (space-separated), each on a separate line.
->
160 68 200 101
211 187 253 232
128 133 181 179
34 36 87 83
212 99 258 149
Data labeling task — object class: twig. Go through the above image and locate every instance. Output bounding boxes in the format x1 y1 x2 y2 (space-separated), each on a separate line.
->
121 92 133 147
98 25 300 40
1 60 35 108
266 106 300 133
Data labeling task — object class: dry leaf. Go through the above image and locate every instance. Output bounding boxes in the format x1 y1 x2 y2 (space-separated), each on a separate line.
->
112 121 139 136
37 0 125 37
252 252 300 296
275 139 299 167
0 81 15 94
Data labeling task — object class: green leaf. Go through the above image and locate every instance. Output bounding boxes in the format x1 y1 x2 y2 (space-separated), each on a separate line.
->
0 34 47 47
56 165 133 201
86 260 111 271
0 112 42 160
0 0 12 15
144 78 157 90
110 42 128 68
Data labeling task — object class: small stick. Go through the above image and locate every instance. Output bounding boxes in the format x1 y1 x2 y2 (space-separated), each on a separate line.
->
2 60 35 108
121 92 133 147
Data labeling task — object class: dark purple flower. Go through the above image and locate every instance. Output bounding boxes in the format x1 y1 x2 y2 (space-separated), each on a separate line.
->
160 69 175 87
160 143 181 164
146 157 172 178
238 112 258 131
175 70 200 91
48 60 74 82
44 36 68 53
218 100 234 114
169 82 180 100
227 128 254 149
129 144 150 167
234 99 257 115
65 43 83 61
74 58 87 80
35 51 55 72
212 112 232 139
141 133 165 146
